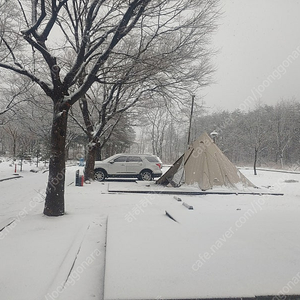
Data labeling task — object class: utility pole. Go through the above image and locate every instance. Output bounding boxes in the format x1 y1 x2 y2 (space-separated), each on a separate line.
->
187 94 195 145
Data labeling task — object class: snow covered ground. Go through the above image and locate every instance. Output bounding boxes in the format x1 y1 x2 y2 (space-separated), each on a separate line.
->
0 159 300 300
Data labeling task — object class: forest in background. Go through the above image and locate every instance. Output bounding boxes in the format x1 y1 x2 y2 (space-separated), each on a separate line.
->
137 99 300 170
1 98 299 172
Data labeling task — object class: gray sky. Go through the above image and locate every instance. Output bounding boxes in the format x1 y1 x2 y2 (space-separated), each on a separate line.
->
200 0 300 112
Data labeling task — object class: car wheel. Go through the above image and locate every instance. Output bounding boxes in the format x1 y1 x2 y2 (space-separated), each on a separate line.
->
94 170 106 181
140 170 152 181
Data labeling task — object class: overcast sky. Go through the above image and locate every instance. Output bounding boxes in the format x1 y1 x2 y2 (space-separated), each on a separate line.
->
200 0 300 112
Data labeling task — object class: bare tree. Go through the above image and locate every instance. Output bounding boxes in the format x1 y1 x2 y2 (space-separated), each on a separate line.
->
100 114 136 158
0 0 220 216
143 107 169 159
3 125 19 158
65 0 220 180
272 100 300 168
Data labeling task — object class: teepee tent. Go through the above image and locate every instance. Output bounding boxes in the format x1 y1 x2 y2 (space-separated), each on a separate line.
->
157 132 255 191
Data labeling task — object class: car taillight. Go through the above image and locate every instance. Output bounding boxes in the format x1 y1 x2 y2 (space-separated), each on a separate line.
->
156 163 162 169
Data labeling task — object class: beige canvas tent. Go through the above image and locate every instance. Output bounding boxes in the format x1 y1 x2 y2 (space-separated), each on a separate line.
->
156 132 255 191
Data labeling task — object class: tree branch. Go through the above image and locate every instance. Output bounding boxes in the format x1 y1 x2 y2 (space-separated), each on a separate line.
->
63 0 104 89
68 0 150 106
0 62 52 96
1 37 23 69
21 0 46 38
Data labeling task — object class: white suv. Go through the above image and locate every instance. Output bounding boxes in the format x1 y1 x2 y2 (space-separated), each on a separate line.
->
94 154 162 181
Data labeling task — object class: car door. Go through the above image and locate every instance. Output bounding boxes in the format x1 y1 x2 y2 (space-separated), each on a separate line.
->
126 156 143 174
107 156 127 175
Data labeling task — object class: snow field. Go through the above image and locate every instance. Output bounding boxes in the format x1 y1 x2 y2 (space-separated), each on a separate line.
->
0 160 300 299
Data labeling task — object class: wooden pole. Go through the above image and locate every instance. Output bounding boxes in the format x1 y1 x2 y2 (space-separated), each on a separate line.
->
187 94 195 145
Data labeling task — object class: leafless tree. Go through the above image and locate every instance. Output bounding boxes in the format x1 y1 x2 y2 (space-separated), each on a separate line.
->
272 100 300 168
0 0 220 216
3 124 19 158
64 0 220 180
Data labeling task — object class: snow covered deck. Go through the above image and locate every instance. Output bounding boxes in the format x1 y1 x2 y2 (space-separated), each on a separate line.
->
107 180 284 196
103 193 300 300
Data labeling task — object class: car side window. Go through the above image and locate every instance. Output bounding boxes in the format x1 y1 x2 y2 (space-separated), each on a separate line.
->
113 156 127 162
127 156 142 162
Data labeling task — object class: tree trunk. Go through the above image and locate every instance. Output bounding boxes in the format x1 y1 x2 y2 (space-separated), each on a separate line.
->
44 102 69 216
79 96 98 181
13 138 16 159
84 143 98 181
253 147 258 175
280 150 284 169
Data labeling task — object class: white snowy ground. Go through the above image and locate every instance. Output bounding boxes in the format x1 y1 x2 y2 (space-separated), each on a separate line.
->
0 159 300 300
